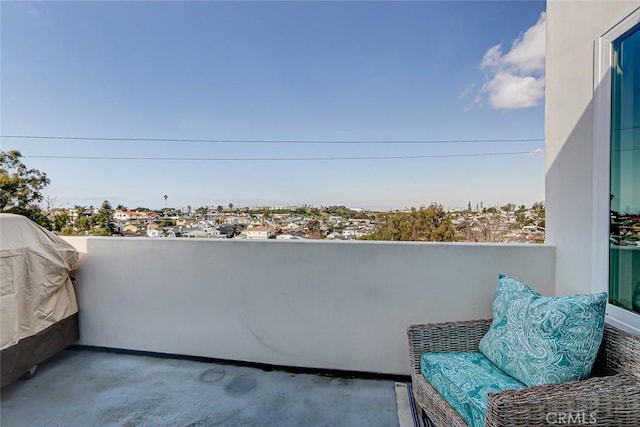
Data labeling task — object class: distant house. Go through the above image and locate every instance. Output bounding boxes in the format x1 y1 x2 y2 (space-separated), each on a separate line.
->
245 226 274 240
114 210 138 221
181 229 209 238
225 216 251 226
276 233 300 240
146 227 181 238
138 211 158 221
217 224 240 238
68 207 95 225
114 210 158 222
342 229 357 238
203 228 223 238
123 223 147 235
197 220 218 229
176 218 197 227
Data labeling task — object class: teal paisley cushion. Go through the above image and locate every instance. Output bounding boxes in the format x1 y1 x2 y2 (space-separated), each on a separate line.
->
479 274 607 386
421 352 526 427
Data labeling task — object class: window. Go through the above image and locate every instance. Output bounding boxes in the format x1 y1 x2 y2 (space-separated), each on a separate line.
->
593 8 640 332
609 23 640 315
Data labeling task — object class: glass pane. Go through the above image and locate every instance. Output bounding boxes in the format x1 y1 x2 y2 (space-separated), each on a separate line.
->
610 24 640 313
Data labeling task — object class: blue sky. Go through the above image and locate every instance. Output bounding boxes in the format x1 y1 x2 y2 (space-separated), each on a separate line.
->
1 1 546 210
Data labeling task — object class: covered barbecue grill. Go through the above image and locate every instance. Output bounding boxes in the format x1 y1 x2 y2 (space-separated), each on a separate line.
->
1 213 80 387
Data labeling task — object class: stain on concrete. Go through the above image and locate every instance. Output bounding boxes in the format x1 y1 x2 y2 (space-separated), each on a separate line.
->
209 409 245 427
183 417 213 427
225 375 258 396
312 375 333 385
337 378 352 386
88 371 145 393
98 404 136 424
198 368 225 384
97 395 164 425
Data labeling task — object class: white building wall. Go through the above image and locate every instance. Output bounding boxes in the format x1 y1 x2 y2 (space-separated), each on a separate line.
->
64 237 554 375
545 1 639 295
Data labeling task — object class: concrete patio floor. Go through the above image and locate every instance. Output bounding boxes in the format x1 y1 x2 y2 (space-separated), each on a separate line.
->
0 349 399 427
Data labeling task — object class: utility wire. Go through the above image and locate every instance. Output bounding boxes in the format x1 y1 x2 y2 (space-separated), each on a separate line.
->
1 135 543 145
23 151 534 161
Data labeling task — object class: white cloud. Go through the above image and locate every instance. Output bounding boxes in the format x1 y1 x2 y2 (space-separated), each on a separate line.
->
458 82 476 100
480 45 503 70
477 12 546 110
527 148 545 157
482 72 545 109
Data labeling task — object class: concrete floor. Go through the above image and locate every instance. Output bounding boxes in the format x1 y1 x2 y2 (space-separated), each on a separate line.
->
1 349 399 427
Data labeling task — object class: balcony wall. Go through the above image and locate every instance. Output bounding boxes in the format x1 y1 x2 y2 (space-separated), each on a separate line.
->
545 0 640 296
63 237 555 375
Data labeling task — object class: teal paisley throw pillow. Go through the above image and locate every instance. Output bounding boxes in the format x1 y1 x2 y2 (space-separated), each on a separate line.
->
478 274 607 387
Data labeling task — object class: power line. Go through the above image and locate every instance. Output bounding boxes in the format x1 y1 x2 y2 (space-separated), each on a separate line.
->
22 151 534 161
1 135 543 145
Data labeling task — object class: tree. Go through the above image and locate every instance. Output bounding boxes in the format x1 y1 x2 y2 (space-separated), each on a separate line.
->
52 212 70 233
228 203 234 211
457 216 502 243
94 200 113 235
97 200 112 226
532 202 545 228
515 205 527 226
116 204 127 210
0 150 51 228
72 205 85 225
306 219 323 239
75 215 94 232
363 204 457 242
43 194 60 213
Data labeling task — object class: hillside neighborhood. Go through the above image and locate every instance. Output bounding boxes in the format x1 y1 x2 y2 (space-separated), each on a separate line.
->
46 202 547 243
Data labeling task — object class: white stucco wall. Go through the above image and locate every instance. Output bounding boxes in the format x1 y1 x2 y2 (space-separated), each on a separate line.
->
64 237 554 375
545 1 639 295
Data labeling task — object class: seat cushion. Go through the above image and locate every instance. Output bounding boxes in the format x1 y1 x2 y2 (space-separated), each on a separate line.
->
479 274 607 386
421 352 526 427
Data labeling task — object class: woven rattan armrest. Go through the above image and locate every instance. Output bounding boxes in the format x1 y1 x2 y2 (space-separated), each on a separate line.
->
485 374 640 426
407 319 491 374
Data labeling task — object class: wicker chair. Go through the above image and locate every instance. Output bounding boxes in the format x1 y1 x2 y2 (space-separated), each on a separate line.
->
408 320 640 426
